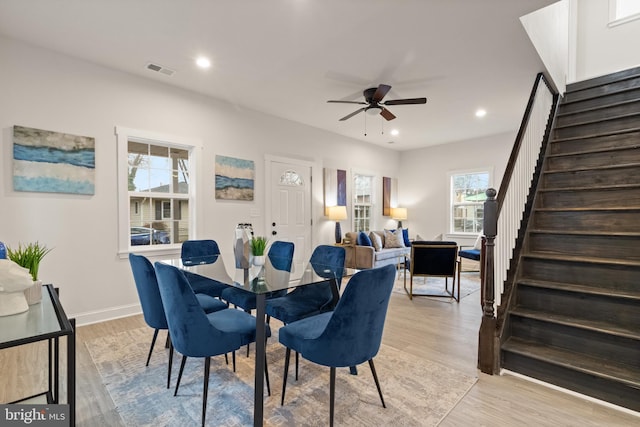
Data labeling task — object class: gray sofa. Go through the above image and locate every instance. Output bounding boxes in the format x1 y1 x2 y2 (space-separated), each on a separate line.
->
343 230 410 270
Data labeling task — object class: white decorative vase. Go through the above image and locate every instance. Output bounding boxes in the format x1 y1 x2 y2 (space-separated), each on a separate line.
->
24 280 43 305
253 255 265 266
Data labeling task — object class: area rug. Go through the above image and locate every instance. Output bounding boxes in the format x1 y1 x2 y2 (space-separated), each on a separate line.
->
393 271 481 303
86 327 477 426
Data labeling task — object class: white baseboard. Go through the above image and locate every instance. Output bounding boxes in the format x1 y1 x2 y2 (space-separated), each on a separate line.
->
71 303 142 327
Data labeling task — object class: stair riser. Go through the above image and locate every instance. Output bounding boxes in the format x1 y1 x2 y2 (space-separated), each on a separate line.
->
556 99 640 127
516 285 640 331
537 188 640 208
554 115 640 140
543 166 640 188
527 233 640 261
559 87 640 115
564 77 640 103
521 257 639 293
532 210 640 232
550 130 640 155
502 351 640 412
509 316 639 367
547 147 640 170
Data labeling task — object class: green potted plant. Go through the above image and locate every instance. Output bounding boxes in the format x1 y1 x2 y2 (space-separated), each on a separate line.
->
6 242 52 305
250 236 268 266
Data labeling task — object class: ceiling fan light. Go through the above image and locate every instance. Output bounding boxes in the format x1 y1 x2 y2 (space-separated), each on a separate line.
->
366 106 381 116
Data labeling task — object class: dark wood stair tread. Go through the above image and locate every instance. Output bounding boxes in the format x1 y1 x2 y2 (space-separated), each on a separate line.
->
534 206 640 213
543 162 640 173
554 111 640 130
510 307 640 340
502 337 640 388
557 97 640 117
523 252 640 267
550 126 640 143
538 183 640 192
528 229 640 238
517 278 640 301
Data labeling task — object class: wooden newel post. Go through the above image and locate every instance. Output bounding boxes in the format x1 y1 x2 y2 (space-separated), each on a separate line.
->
478 188 499 374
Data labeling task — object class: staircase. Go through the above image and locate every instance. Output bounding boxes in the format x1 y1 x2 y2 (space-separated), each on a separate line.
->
500 66 640 411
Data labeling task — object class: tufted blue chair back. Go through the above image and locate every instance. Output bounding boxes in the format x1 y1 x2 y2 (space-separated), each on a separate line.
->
129 253 167 330
154 262 243 358
181 239 220 265
268 241 295 272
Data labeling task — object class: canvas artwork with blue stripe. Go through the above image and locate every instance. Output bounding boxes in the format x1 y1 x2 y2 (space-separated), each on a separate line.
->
13 125 95 195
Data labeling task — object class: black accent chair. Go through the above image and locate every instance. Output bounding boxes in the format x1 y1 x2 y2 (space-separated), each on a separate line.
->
405 241 460 302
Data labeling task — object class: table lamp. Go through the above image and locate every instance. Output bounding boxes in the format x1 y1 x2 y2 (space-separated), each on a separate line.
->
391 207 407 228
328 205 348 244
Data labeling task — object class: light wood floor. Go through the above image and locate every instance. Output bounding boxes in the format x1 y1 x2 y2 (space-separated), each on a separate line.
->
1 272 638 426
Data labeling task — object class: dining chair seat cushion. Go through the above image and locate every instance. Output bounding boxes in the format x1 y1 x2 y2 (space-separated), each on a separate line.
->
265 288 331 325
206 308 272 346
220 287 287 311
195 293 228 313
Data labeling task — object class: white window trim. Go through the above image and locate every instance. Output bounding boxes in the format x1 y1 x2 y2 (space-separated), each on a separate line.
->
115 126 201 258
447 167 493 238
351 168 379 232
608 0 640 27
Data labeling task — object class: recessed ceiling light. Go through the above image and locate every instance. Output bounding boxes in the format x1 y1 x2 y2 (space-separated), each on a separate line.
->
475 109 487 118
196 57 211 69
390 129 399 136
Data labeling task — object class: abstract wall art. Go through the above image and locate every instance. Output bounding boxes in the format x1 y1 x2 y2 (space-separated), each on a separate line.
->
382 176 398 216
13 125 95 195
323 168 347 215
215 155 255 201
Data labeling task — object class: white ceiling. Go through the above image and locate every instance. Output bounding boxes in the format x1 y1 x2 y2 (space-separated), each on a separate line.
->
0 0 557 151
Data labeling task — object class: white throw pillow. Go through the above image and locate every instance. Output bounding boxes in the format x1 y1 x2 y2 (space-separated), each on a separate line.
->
369 231 383 252
473 234 482 249
384 228 405 248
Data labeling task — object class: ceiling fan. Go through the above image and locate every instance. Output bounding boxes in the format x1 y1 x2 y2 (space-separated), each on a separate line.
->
327 84 427 121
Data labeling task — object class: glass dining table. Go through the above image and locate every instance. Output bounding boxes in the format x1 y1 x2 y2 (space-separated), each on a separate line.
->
160 253 349 427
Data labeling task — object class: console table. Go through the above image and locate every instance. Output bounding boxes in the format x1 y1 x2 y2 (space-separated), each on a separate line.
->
0 284 76 426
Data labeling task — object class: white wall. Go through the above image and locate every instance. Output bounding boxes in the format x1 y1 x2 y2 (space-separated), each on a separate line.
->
520 0 570 94
0 36 400 324
574 0 640 81
397 132 513 246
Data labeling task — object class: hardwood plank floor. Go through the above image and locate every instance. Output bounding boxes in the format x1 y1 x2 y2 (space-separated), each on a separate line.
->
1 274 638 426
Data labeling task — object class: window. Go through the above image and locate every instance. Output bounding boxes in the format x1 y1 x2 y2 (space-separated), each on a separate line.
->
450 170 490 234
116 127 198 254
609 0 640 26
353 173 374 232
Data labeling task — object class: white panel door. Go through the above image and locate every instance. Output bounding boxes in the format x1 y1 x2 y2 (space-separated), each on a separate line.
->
269 160 311 279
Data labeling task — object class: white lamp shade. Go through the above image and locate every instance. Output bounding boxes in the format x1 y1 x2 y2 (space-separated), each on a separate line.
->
328 205 348 221
391 207 407 220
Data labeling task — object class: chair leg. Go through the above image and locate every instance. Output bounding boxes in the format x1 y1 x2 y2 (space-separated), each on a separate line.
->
202 356 211 427
295 351 300 381
281 347 291 406
232 351 236 372
264 353 271 396
225 353 228 365
368 359 386 408
329 367 336 427
167 338 174 389
146 329 159 366
174 355 187 396
247 342 250 357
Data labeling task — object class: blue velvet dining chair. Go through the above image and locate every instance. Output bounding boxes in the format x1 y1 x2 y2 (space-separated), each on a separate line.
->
265 244 345 379
154 261 272 427
128 253 227 389
221 241 295 311
278 264 396 427
181 239 229 298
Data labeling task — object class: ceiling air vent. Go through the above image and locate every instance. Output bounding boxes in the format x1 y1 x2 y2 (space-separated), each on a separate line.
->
145 62 175 77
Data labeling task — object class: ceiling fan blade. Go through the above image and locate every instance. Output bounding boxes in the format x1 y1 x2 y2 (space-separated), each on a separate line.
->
380 108 396 121
383 97 427 106
372 84 392 102
327 100 367 105
339 107 366 121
